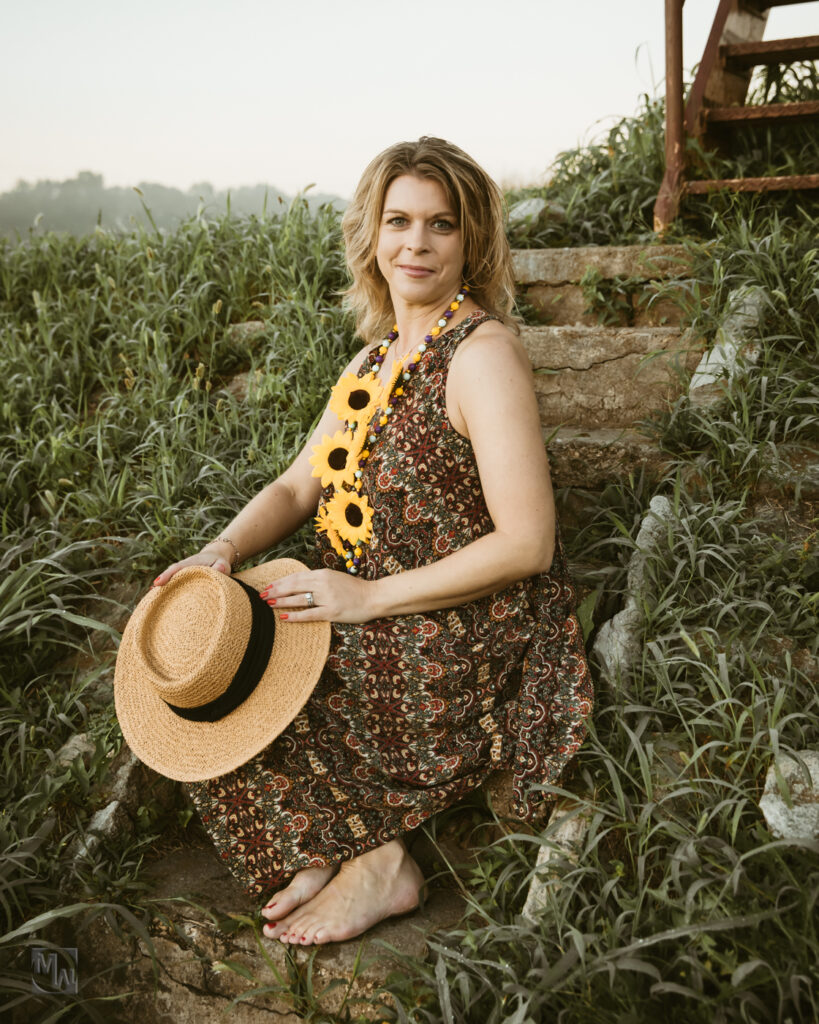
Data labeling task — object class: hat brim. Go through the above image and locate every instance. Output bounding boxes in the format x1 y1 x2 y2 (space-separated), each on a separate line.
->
114 558 331 782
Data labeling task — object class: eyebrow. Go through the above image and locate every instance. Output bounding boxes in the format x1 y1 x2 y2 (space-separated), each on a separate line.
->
383 208 457 218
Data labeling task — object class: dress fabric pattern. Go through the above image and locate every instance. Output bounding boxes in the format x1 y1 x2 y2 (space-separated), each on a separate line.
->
187 310 594 898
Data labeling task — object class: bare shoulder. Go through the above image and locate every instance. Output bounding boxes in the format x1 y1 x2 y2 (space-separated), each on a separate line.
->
447 318 537 437
450 317 531 379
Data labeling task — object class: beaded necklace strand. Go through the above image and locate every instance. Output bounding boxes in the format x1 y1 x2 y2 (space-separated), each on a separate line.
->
365 284 469 444
312 284 469 573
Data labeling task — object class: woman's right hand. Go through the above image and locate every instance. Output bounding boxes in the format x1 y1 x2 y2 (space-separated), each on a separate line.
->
153 542 235 588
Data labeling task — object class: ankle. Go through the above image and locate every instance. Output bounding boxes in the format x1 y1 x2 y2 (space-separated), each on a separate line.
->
361 838 409 872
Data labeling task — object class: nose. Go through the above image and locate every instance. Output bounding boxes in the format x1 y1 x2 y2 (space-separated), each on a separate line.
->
404 222 430 254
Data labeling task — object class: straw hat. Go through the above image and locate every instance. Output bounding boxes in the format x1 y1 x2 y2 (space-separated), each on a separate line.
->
114 558 330 782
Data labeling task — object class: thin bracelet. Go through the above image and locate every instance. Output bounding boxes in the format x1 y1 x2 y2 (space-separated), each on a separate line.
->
208 536 241 570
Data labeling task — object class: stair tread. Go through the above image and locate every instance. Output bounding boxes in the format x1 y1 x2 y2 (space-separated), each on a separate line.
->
722 34 819 67
705 99 819 123
520 324 681 336
685 173 819 194
744 0 815 9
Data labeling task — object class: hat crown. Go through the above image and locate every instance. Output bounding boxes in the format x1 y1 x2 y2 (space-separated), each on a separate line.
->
133 567 250 709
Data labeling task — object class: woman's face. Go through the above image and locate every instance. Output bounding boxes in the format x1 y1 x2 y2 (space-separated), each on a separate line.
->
375 174 465 307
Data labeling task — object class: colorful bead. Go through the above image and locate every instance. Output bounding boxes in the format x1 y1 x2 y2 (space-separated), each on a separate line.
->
348 565 358 574
369 434 377 443
438 318 447 327
354 547 362 556
430 326 440 337
402 372 411 381
395 387 404 396
355 470 362 478
353 557 360 566
456 292 465 301
450 302 459 311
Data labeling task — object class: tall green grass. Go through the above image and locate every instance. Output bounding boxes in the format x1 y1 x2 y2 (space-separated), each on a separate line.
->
0 196 358 1018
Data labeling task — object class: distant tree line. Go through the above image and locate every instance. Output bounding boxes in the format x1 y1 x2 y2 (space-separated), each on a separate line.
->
0 171 344 237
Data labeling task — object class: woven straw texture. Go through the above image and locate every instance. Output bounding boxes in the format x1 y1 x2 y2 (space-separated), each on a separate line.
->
114 559 330 781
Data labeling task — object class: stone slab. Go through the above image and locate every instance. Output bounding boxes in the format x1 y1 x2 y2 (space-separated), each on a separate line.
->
520 283 684 327
545 427 669 489
512 245 690 285
522 325 702 428
225 320 267 347
759 750 819 840
521 798 594 920
593 496 673 682
74 839 467 1022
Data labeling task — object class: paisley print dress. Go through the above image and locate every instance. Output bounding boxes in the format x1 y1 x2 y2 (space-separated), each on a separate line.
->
187 310 593 898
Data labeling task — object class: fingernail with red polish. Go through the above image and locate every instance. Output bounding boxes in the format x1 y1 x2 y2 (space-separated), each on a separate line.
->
266 598 276 606
280 613 289 620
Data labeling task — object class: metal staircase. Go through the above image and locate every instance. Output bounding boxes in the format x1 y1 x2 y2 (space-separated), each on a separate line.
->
654 0 819 231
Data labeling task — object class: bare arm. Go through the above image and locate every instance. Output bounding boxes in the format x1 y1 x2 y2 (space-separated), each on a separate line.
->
267 322 555 620
154 344 371 585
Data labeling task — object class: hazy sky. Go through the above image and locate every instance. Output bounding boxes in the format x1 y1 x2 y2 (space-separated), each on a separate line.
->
2 0 816 198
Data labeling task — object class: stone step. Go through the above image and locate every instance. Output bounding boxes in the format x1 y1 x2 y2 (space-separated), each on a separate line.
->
513 245 691 327
512 245 690 284
65 750 486 1023
521 324 702 429
546 426 669 489
73 838 468 1022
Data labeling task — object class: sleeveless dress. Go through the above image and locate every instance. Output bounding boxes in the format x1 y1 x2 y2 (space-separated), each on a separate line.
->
187 310 593 898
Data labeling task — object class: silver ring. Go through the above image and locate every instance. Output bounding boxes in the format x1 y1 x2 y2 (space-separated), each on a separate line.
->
304 591 315 608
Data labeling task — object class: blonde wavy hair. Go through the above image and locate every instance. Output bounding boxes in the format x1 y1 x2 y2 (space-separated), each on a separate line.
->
341 137 518 344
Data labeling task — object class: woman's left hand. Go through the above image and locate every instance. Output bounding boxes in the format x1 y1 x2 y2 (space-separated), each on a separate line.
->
258 568 379 624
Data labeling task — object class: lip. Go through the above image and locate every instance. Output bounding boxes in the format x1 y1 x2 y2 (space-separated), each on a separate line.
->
397 264 434 277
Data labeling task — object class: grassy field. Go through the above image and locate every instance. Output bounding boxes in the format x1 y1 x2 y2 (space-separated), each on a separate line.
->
1 65 818 1023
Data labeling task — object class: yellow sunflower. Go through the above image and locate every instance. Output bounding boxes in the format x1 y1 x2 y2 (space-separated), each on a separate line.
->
325 489 374 547
328 371 385 429
309 429 365 490
384 353 408 398
314 503 346 557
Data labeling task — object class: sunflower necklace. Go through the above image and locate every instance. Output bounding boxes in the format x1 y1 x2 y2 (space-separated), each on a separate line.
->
309 284 470 573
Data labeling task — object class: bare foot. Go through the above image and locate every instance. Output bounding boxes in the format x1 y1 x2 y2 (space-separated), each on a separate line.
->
273 839 424 946
261 863 338 939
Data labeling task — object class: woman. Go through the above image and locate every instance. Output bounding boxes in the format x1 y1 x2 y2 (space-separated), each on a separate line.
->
153 137 593 946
